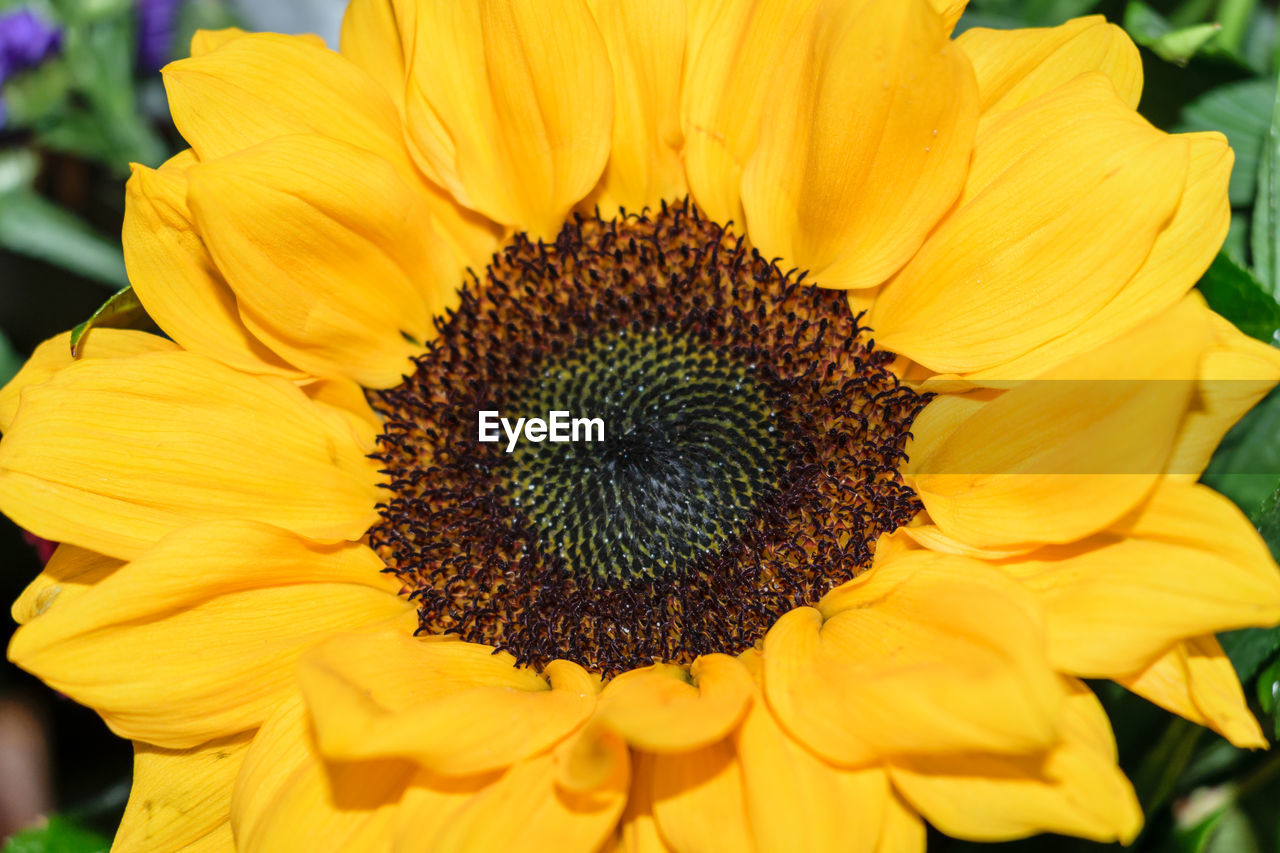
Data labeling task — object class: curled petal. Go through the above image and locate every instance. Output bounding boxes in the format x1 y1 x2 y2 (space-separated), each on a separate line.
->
591 655 752 752
767 552 1064 765
889 680 1141 843
300 632 596 776
1118 635 1268 749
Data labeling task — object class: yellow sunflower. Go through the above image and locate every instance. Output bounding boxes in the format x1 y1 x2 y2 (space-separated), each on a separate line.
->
4 0 1280 850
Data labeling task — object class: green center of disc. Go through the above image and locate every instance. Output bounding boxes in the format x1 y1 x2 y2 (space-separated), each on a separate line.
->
506 329 783 582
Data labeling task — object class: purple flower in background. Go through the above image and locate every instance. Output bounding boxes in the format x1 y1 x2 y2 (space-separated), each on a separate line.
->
136 0 182 72
0 8 62 82
0 7 62 129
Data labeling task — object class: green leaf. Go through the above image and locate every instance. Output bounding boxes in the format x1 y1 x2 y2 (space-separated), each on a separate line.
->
1219 627 1280 684
2 815 109 853
1255 655 1279 716
1177 78 1274 208
1125 1 1222 66
70 286 149 357
0 190 128 288
1202 389 1280 517
1197 253 1280 342
1252 71 1280 296
0 329 20 388
959 0 1099 30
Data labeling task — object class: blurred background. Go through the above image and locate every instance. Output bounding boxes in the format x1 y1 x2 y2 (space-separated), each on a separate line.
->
2 0 1280 850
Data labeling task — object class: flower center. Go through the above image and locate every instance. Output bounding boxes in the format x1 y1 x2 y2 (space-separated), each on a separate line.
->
367 200 928 675
508 328 782 582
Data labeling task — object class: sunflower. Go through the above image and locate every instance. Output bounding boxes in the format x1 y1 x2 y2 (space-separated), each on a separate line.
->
4 0 1280 850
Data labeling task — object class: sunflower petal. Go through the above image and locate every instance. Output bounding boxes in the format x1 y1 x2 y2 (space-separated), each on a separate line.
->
187 134 457 387
232 696 414 853
740 0 978 290
299 632 595 775
649 741 754 853
870 74 1189 377
736 693 890 853
0 351 380 558
1118 635 1267 749
1167 306 1280 477
115 731 252 852
909 296 1211 549
963 132 1232 382
402 0 613 238
0 329 176 433
163 33 409 168
165 30 499 271
339 0 409 114
889 679 1141 843
768 552 1063 765
877 792 926 853
682 0 820 224
957 16 1142 114
592 655 752 752
124 154 302 378
424 751 628 853
583 0 687 214
8 522 407 747
11 544 121 625
1002 481 1280 676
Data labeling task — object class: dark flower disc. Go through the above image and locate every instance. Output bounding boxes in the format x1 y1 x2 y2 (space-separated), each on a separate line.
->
368 199 928 675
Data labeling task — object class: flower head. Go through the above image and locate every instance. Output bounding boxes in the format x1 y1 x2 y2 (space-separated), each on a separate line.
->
4 2 1280 851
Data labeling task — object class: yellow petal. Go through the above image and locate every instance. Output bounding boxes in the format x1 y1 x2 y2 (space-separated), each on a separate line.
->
614 752 670 853
909 296 1212 549
889 679 1141 843
649 741 754 853
876 792 926 853
583 0 687 214
0 329 176 433
187 134 457 387
961 132 1233 382
232 696 414 853
124 154 302 378
422 751 629 853
1002 481 1280 676
299 632 595 775
592 655 752 752
1167 306 1280 477
115 731 252 852
0 351 380 559
740 0 978 290
957 16 1142 115
339 0 408 114
870 74 1189 376
682 0 821 224
165 31 499 270
164 33 409 169
1118 635 1267 749
768 552 1063 765
11 544 121 625
736 693 890 853
402 0 613 238
300 375 383 452
929 0 967 32
190 27 327 57
8 521 407 747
